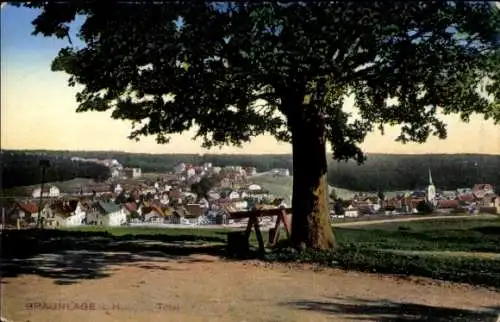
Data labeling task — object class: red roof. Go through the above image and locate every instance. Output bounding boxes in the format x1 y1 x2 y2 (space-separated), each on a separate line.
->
458 194 476 202
18 202 38 213
438 199 459 209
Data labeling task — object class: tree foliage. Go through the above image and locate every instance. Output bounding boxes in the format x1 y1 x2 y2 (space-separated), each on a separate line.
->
416 200 434 214
23 2 500 250
190 176 218 199
24 2 500 160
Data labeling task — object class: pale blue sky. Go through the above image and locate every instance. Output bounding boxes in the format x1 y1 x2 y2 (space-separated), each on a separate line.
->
1 5 499 154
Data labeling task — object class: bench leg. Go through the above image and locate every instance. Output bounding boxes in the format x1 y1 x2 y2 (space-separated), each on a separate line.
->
269 215 282 247
244 216 253 240
252 216 265 254
282 211 292 239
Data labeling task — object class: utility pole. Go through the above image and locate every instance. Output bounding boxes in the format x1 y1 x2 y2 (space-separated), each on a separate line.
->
38 159 50 229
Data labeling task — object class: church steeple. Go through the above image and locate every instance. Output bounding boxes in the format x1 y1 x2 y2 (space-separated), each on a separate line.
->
428 168 433 186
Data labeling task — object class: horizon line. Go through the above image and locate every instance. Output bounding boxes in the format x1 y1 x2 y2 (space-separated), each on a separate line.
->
2 148 499 157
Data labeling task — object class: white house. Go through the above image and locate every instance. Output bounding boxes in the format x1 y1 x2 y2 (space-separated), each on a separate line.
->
32 185 61 198
132 168 142 178
228 191 240 200
48 200 87 228
495 196 500 214
246 167 257 176
345 205 359 218
88 201 127 227
111 168 121 178
278 169 290 176
231 200 248 210
247 184 262 191
186 168 196 178
114 184 124 194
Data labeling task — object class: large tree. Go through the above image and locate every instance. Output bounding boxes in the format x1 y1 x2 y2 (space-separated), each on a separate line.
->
25 2 499 250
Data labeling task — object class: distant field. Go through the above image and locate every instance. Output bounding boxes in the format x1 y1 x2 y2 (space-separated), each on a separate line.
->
1 178 97 197
250 174 357 201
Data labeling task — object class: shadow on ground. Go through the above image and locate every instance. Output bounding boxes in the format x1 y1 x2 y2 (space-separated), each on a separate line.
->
0 229 234 285
283 297 500 322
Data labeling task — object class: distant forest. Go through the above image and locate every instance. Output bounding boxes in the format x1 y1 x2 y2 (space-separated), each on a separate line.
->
1 151 111 189
2 150 499 192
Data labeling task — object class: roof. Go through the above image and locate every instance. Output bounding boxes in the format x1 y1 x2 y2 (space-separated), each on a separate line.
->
97 201 122 214
473 184 493 191
185 204 204 217
458 194 476 202
51 200 79 214
124 202 137 212
437 199 459 209
17 202 38 213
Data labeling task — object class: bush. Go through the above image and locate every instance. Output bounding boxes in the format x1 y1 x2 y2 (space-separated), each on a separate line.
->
416 201 434 214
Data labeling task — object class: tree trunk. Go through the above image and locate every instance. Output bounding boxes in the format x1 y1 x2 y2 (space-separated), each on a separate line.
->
287 97 337 251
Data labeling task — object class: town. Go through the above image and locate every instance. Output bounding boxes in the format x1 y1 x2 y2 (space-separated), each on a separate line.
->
5 157 500 230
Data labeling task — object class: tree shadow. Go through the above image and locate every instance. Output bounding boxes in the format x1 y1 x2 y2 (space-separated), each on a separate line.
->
0 229 232 285
283 297 500 321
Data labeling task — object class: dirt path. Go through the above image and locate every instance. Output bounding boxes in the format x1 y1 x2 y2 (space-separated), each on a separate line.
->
2 254 499 322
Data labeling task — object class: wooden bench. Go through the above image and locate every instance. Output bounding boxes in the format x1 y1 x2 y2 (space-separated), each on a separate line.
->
228 207 292 254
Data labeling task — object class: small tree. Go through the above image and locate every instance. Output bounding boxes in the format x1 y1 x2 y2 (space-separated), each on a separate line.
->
416 200 434 214
26 2 500 250
191 177 216 199
329 189 338 202
334 199 345 216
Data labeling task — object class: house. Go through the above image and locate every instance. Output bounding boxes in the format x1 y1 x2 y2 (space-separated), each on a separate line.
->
220 178 231 188
132 168 142 178
88 201 127 226
111 168 121 178
121 168 141 179
8 202 39 225
139 203 165 223
495 196 500 214
473 184 494 196
47 200 86 227
114 183 124 195
437 199 460 210
458 194 476 204
211 166 222 174
32 185 60 198
228 191 240 200
185 204 205 217
344 205 359 218
247 184 262 191
245 167 257 176
186 168 196 178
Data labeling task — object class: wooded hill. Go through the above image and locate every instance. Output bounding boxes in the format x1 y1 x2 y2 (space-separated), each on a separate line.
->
2 150 498 192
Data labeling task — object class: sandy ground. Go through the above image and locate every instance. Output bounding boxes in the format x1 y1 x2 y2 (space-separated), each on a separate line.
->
2 254 500 322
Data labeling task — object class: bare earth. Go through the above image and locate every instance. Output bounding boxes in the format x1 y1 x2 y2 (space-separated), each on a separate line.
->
2 254 500 322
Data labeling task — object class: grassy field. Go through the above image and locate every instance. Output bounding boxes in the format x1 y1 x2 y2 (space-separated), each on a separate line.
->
3 217 499 288
1 177 97 197
250 174 358 201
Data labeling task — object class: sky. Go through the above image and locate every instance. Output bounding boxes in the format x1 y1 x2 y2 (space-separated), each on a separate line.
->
1 5 499 155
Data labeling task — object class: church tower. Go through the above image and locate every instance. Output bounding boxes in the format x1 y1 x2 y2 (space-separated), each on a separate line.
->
426 168 436 205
